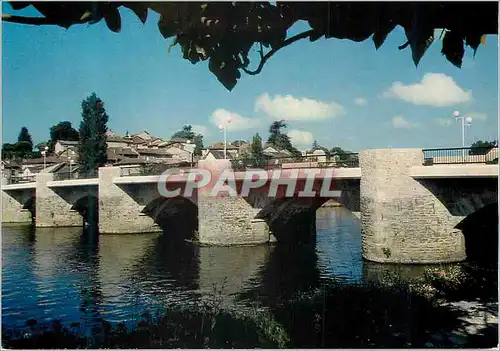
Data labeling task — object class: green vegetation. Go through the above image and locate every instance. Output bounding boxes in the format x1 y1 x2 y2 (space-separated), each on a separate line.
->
77 93 109 172
3 269 497 349
3 3 496 90
267 120 301 159
2 127 37 160
469 140 498 155
49 121 79 151
171 125 204 156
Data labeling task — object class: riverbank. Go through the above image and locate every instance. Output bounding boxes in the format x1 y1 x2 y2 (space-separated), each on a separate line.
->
3 273 497 349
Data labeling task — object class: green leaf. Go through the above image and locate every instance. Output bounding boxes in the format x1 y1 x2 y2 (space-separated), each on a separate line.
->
308 30 323 42
8 2 31 10
104 6 121 33
404 26 434 67
208 56 239 91
372 22 396 50
442 30 465 68
158 14 177 39
123 3 148 24
465 33 482 57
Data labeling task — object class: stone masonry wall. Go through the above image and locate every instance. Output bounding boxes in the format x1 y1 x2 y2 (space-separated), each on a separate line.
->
1 189 33 223
35 172 81 227
196 160 271 245
98 167 160 234
360 149 466 264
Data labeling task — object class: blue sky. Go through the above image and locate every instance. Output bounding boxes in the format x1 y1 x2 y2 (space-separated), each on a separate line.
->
2 4 498 152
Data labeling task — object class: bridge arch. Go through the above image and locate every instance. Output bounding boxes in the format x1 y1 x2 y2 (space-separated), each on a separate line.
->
141 196 198 241
71 195 99 228
454 202 498 264
22 196 36 223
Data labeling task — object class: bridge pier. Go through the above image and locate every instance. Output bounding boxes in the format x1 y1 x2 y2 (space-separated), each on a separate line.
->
360 149 466 264
35 172 81 227
2 189 33 223
98 167 160 234
196 160 271 245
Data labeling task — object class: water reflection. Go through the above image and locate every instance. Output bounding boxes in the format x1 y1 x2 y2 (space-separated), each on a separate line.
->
2 207 465 332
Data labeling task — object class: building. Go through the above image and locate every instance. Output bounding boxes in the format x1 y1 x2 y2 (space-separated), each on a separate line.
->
202 142 239 158
54 140 78 154
21 155 64 177
203 150 238 160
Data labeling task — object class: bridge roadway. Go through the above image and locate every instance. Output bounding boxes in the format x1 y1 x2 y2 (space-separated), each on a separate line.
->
2 148 498 264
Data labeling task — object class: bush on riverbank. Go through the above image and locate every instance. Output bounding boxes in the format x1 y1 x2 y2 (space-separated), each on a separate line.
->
423 263 498 302
3 264 497 349
253 280 468 348
2 307 289 349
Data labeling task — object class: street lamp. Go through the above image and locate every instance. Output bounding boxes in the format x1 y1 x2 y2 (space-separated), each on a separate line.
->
186 140 194 165
68 156 74 174
453 111 472 158
40 145 49 169
218 116 232 159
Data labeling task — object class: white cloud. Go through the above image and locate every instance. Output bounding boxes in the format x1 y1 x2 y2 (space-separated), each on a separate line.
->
288 129 314 148
211 109 260 132
468 112 488 121
255 93 345 121
383 73 472 107
354 97 367 106
392 115 417 129
191 124 210 136
435 117 453 127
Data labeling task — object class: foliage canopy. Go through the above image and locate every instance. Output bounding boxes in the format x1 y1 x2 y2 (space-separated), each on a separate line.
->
3 2 497 90
78 93 109 171
171 125 204 156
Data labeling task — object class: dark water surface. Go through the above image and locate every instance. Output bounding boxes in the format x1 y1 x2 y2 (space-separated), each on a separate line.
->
1 207 451 331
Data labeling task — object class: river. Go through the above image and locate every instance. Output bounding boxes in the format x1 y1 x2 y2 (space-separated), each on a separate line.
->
1 207 457 332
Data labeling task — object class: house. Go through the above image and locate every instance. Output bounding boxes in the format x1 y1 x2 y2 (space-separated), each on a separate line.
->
106 147 140 165
231 140 249 148
54 140 78 154
203 150 238 161
57 148 78 161
158 138 190 149
135 148 174 162
161 144 193 162
106 134 134 148
202 142 239 158
20 155 64 177
1 160 21 183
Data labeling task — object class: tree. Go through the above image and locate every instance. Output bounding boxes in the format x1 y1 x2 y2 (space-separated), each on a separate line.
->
250 133 265 162
3 2 497 91
1 143 16 160
35 141 49 151
49 121 79 151
171 125 204 156
312 140 330 155
18 127 33 149
469 140 497 155
330 146 358 166
267 120 301 158
78 93 109 172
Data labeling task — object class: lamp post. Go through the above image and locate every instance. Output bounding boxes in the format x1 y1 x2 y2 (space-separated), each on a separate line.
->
218 116 232 159
186 140 194 165
41 145 49 169
453 111 472 158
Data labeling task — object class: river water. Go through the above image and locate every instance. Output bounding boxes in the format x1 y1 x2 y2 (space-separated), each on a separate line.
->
1 207 449 331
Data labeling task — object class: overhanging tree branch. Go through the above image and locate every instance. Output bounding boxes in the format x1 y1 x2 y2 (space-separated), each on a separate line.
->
2 14 88 27
242 29 316 75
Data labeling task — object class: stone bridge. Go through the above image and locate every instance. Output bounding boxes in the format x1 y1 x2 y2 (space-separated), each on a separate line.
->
2 148 497 264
